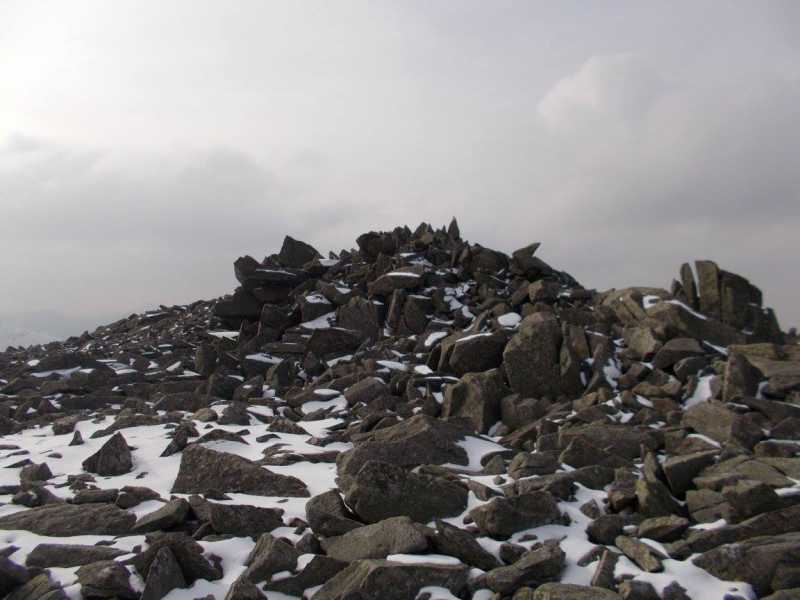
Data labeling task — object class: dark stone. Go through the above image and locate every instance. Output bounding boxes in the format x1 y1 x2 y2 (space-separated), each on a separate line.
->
342 460 467 524
76 560 137 599
470 491 561 538
483 540 565 595
82 432 133 476
442 368 509 433
431 519 501 571
320 516 428 561
26 544 127 568
188 495 284 537
313 559 469 600
141 547 186 600
170 445 309 497
0 503 134 536
133 498 190 533
305 489 362 537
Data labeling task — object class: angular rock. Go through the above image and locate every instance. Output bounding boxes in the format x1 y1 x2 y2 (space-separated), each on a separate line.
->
305 489 363 537
129 532 223 584
133 498 190 533
26 544 127 569
278 235 320 268
188 495 284 537
431 519 501 571
342 460 467 524
321 516 428 561
82 432 133 476
483 541 565 595
313 559 469 600
503 314 564 398
442 368 508 433
448 332 506 376
336 414 470 478
693 532 800 597
76 560 137 600
141 547 186 600
533 583 622 600
0 503 134 536
470 491 561 538
652 337 704 371
614 536 664 573
171 445 308 497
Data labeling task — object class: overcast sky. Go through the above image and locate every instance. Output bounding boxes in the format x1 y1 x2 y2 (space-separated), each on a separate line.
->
1 1 798 346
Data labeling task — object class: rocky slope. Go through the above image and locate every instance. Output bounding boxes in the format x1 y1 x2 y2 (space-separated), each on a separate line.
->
0 220 798 600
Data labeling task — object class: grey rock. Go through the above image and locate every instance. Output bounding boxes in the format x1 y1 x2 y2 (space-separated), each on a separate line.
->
82 432 133 476
336 414 470 479
313 559 469 600
76 560 137 599
533 582 622 599
470 491 561 538
0 503 134 536
431 519 501 571
343 460 467 524
503 313 564 398
442 368 509 433
321 516 428 561
26 544 127 568
188 495 284 537
693 531 800 597
305 489 362 537
129 532 222 584
615 535 665 573
171 445 308 497
141 547 186 600
483 540 565 594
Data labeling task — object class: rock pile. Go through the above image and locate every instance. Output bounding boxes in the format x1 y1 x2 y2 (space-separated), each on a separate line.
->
0 219 798 600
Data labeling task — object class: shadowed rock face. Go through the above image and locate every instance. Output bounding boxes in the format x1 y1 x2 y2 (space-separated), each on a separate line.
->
0 220 794 600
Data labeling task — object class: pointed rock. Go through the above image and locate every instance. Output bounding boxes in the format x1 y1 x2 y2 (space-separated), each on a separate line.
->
82 432 132 476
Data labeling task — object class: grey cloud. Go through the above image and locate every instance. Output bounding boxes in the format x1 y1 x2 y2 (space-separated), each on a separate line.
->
0 2 797 344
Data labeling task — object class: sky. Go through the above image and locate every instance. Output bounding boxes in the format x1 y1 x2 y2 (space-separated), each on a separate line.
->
1 1 798 347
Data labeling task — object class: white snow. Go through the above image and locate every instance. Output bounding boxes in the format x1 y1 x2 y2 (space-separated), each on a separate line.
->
386 554 462 565
300 312 336 330
497 313 521 327
424 331 448 348
684 374 714 409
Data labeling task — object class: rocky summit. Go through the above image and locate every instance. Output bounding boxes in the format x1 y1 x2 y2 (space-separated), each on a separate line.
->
0 219 799 600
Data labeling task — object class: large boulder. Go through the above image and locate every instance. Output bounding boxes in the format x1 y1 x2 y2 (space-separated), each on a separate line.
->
337 297 383 341
431 519 501 571
26 544 127 568
313 559 469 600
0 503 134 536
483 541 565 594
171 445 309 497
320 516 429 561
693 532 800 597
306 489 363 537
278 235 321 268
188 496 285 536
682 402 764 449
141 547 186 600
76 560 137 600
82 432 133 476
442 368 508 433
336 415 470 479
470 491 561 538
531 583 622 600
503 313 564 398
342 460 468 524
447 332 506 376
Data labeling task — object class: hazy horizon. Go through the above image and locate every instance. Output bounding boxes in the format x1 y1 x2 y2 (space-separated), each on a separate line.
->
2 1 798 347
